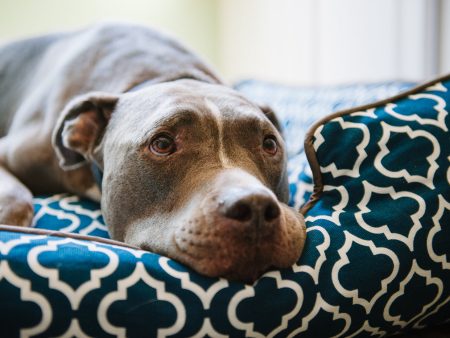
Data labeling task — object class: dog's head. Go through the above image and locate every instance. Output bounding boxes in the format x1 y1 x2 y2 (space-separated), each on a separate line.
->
53 79 306 283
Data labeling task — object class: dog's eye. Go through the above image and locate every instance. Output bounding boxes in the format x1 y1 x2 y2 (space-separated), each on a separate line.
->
150 134 176 156
262 136 278 155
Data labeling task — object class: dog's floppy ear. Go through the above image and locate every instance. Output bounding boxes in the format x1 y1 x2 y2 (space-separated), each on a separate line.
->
259 105 283 134
52 92 119 170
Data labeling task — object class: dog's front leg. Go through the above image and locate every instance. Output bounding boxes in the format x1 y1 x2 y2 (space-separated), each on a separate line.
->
0 165 34 226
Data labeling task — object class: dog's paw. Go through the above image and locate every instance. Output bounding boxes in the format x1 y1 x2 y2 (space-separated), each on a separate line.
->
0 198 34 227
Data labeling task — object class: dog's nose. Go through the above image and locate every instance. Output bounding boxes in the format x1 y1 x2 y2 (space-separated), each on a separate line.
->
222 191 281 226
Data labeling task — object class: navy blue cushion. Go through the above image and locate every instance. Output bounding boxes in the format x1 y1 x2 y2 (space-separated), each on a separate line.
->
1 77 449 337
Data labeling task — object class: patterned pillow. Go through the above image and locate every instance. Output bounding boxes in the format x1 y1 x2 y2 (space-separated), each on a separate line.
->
1 76 449 337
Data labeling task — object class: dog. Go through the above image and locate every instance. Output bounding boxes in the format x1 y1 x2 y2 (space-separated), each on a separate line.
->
0 22 306 283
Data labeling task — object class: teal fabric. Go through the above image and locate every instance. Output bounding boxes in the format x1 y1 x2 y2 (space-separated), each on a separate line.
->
302 77 450 335
0 77 449 337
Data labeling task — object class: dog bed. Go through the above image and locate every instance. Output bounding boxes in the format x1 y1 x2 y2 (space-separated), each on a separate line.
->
1 75 449 337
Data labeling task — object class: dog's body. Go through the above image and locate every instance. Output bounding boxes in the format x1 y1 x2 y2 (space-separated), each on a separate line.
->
0 22 305 282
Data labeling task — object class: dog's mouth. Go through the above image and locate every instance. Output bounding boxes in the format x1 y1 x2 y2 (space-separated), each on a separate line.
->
169 202 306 284
119 168 307 284
172 234 276 283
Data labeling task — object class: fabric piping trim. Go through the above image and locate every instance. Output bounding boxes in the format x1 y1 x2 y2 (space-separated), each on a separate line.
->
300 73 450 215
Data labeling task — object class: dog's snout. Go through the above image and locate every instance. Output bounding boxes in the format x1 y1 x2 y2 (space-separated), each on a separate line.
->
222 191 281 225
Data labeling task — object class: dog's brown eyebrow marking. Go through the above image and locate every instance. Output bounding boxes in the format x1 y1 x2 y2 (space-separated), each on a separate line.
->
151 109 199 130
138 110 201 146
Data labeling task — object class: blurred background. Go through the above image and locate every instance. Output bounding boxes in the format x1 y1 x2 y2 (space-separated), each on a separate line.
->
1 0 449 85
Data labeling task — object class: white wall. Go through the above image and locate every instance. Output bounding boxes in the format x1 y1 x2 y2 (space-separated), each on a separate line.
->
219 0 450 85
441 0 450 73
218 0 318 84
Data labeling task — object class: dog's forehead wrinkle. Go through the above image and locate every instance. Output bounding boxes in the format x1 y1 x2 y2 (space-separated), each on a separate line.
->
204 98 235 169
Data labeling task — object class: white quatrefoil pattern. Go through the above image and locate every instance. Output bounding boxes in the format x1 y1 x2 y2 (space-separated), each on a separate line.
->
1 76 449 337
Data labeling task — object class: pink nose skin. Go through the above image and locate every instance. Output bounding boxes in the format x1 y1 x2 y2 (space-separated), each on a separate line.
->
219 189 281 230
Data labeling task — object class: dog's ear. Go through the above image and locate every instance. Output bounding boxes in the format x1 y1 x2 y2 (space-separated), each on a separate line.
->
52 92 119 170
259 105 283 135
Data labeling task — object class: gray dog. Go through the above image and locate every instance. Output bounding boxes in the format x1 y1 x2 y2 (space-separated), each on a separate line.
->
0 22 305 282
